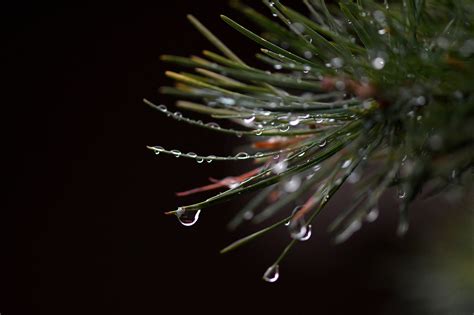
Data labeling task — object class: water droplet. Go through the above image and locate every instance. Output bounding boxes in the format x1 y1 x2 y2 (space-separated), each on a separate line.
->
341 159 352 169
218 97 236 106
243 211 253 220
173 111 183 119
206 155 216 163
289 218 310 241
170 149 182 158
255 152 264 158
373 10 385 23
279 125 290 132
206 122 221 129
397 219 409 236
176 208 201 226
303 35 313 44
365 208 379 222
335 219 361 243
302 65 311 74
263 265 279 283
371 57 385 70
154 146 165 155
274 64 283 70
313 164 321 172
398 187 406 199
242 116 255 126
378 28 387 35
255 129 263 136
330 57 344 69
157 105 167 112
273 160 288 174
187 152 197 158
235 152 249 160
284 176 301 192
347 171 360 183
304 51 313 58
196 157 204 163
318 140 327 147
289 118 300 126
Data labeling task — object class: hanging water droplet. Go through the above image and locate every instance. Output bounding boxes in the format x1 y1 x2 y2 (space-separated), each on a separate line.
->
371 57 385 70
176 208 201 227
170 149 182 158
274 64 283 70
218 97 236 106
378 28 387 35
255 129 263 136
206 155 216 163
302 65 311 74
341 159 352 169
262 265 279 283
335 219 361 244
255 152 264 158
318 140 327 147
196 157 204 163
154 146 165 155
284 176 301 193
289 218 310 241
236 131 243 138
365 207 379 222
235 152 250 160
304 51 313 58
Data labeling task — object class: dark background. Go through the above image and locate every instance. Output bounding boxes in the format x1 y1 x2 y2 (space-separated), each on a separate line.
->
3 1 472 314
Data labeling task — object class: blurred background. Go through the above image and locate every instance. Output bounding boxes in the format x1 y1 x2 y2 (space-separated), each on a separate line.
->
3 1 473 314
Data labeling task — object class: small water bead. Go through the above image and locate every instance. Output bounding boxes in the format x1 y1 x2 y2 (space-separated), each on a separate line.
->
255 129 263 136
176 208 201 227
313 165 321 172
372 57 385 70
255 152 264 158
228 181 240 189
196 157 204 164
273 160 288 174
335 219 362 244
373 10 386 23
289 118 300 126
235 152 250 160
173 111 183 119
347 171 361 183
330 57 344 69
157 104 167 112
206 122 221 129
304 51 313 59
365 207 379 222
318 140 327 147
341 159 352 169
243 211 254 220
398 187 406 199
263 265 279 283
291 22 305 34
170 149 182 158
274 64 283 70
415 96 426 106
302 65 311 74
279 125 290 132
378 28 387 35
218 97 236 106
284 176 301 193
187 152 197 158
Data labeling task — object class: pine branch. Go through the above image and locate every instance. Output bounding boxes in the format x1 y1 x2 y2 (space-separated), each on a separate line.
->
147 0 474 282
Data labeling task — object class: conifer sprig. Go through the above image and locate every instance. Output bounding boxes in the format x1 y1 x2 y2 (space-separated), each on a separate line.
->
147 0 474 282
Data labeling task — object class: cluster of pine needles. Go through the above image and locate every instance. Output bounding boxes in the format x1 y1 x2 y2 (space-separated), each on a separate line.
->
145 0 474 282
